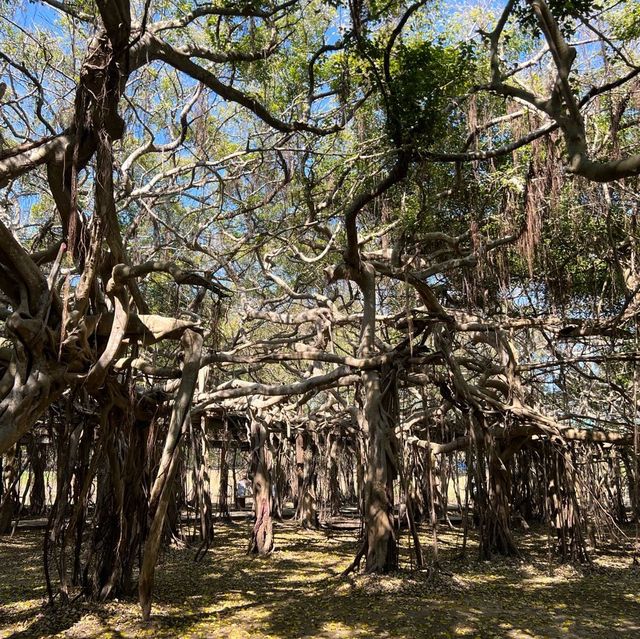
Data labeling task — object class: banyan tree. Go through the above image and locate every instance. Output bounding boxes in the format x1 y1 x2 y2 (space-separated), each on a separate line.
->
0 0 639 621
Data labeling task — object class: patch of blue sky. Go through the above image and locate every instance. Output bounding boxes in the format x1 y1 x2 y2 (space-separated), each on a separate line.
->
9 0 58 31
16 192 39 225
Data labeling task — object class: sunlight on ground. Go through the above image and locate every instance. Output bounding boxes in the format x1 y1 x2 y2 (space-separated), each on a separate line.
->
1 521 639 638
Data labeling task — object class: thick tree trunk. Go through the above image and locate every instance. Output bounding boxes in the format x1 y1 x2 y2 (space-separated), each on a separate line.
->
248 416 273 555
549 447 589 563
358 264 397 573
472 415 518 560
481 442 518 558
295 432 319 529
82 406 148 600
190 416 214 560
0 444 19 534
85 427 128 599
0 361 65 456
362 370 397 573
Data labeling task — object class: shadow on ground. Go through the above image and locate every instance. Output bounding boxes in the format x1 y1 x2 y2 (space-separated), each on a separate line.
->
1 517 639 638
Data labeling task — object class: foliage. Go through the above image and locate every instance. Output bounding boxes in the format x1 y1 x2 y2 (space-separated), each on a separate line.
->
513 0 603 36
388 39 476 146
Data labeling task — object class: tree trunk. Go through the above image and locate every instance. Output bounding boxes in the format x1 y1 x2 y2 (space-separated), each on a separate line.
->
218 420 231 521
82 407 148 600
0 444 19 534
548 447 589 563
362 375 397 573
327 435 341 516
271 440 285 520
621 449 638 523
295 432 319 529
28 436 47 515
248 415 273 555
359 264 397 573
473 415 519 560
190 416 214 560
295 432 304 512
139 329 203 620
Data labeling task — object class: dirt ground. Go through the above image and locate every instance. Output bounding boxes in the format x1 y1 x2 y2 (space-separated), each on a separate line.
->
1 518 639 638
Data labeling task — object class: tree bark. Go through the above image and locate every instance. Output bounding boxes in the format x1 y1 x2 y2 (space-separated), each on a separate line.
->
139 329 203 620
217 419 231 521
248 415 274 554
28 436 47 515
358 264 397 573
190 416 214 560
295 432 319 529
0 444 19 534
